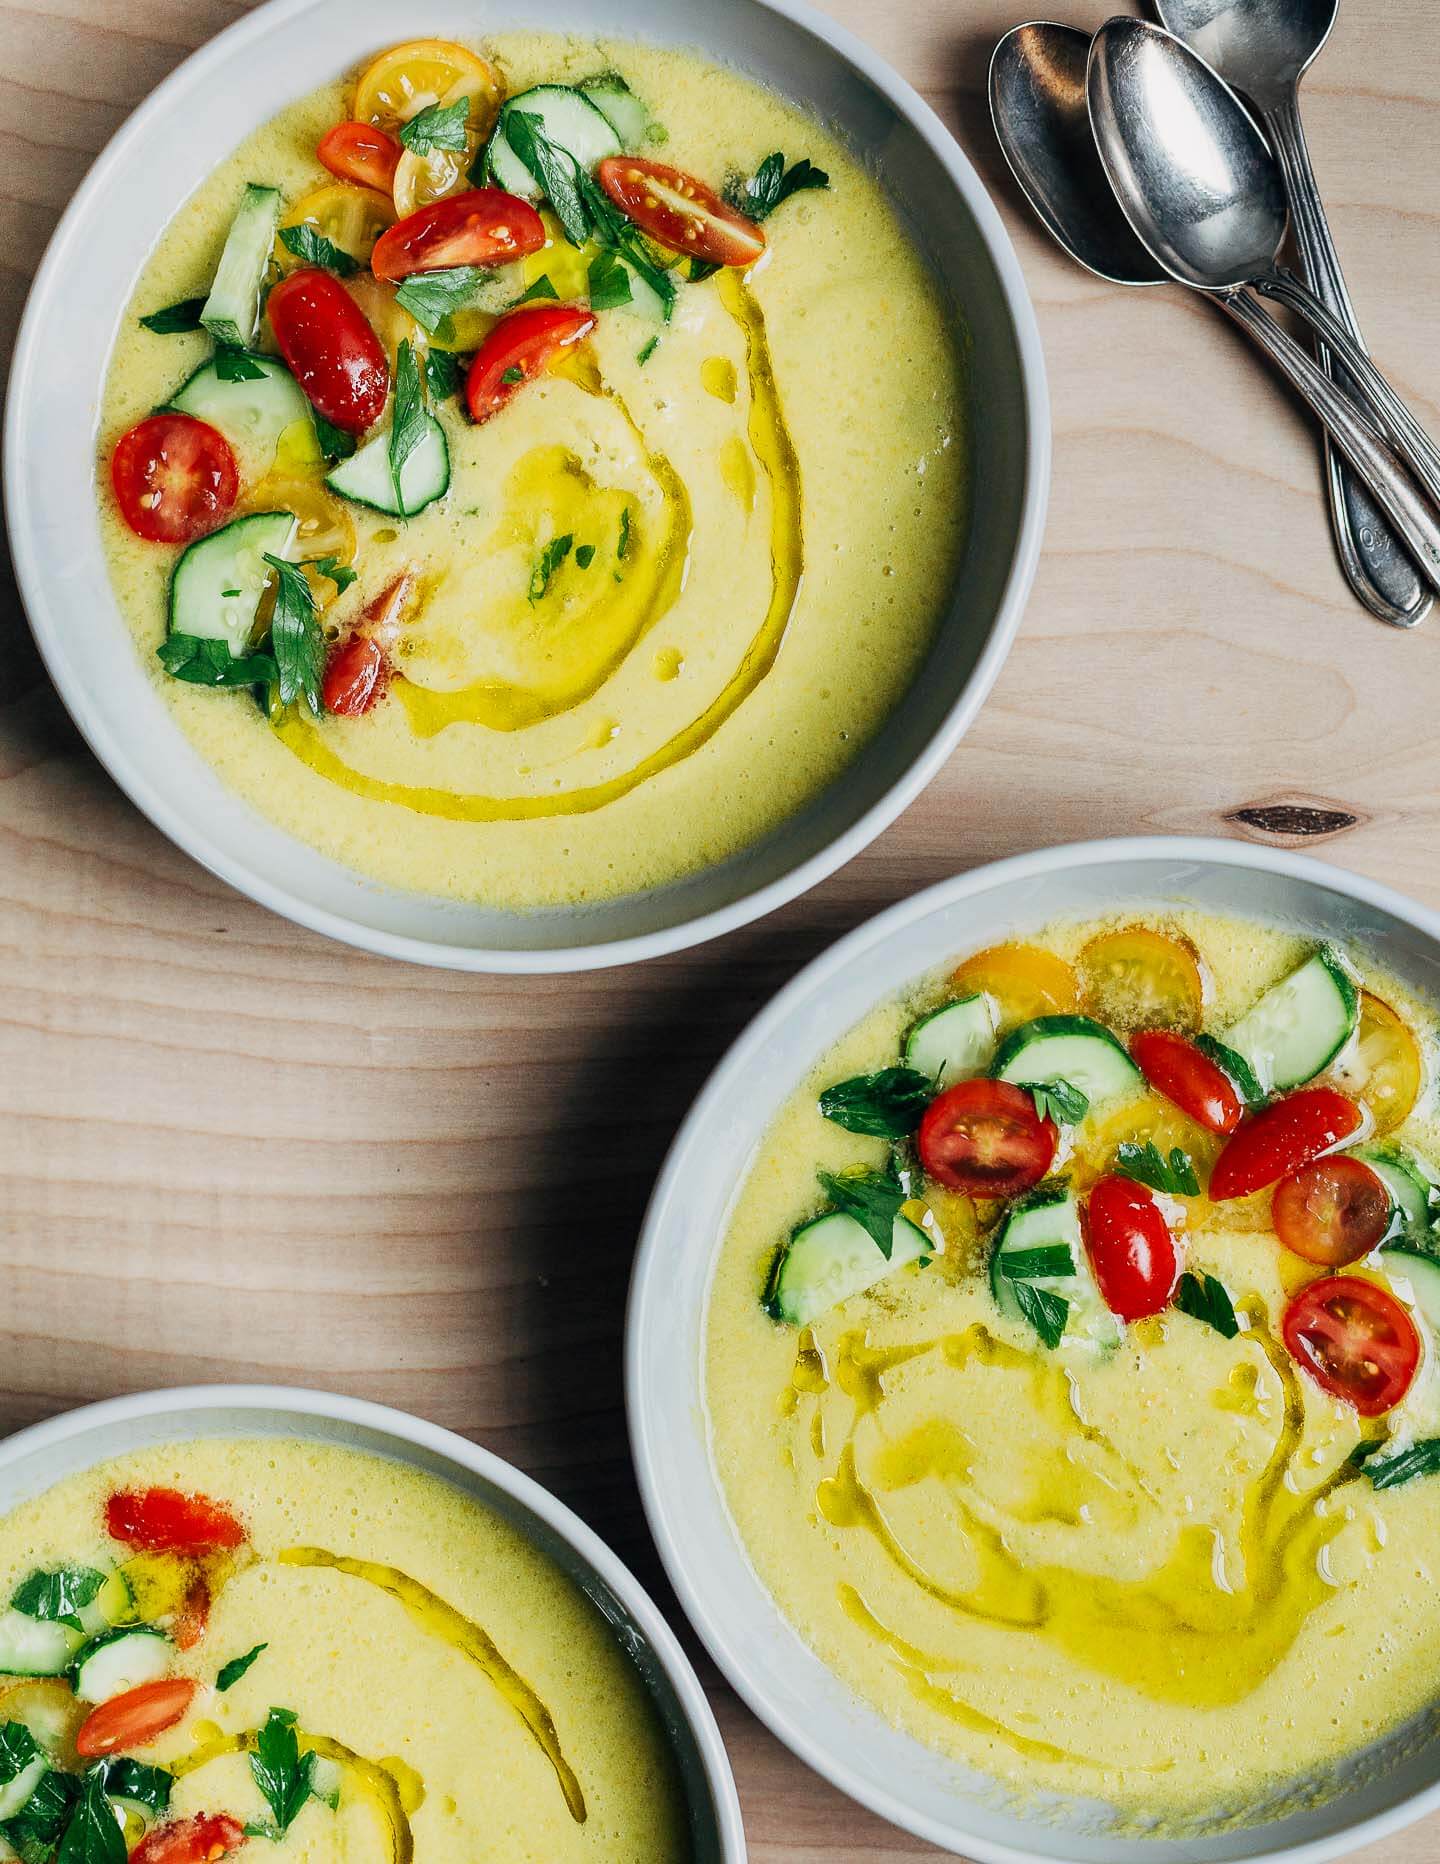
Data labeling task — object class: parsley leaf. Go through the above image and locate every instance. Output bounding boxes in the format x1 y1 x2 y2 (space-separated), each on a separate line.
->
1114 1140 1201 1198
575 170 676 311
515 273 559 304
312 411 356 464
250 1707 316 1838
817 1161 906 1260
262 555 326 717
11 1566 105 1629
307 556 356 594
997 1244 1076 1281
574 543 596 569
617 507 632 559
0 1722 39 1787
726 151 830 221
139 296 207 335
3 1768 79 1862
587 248 634 311
689 257 722 283
216 1642 268 1692
1352 1437 1440 1490
400 94 471 155
388 339 430 511
1012 1279 1069 1350
1018 1078 1090 1127
504 111 590 246
157 635 278 689
528 534 574 603
500 365 524 385
394 265 484 333
214 348 267 383
1173 1270 1239 1339
818 1066 934 1139
424 349 465 401
104 1759 172 1815
55 1766 125 1864
277 224 358 276
636 334 659 365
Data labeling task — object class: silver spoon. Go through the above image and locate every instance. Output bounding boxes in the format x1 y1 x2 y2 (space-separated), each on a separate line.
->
1150 0 1429 625
989 23 1440 602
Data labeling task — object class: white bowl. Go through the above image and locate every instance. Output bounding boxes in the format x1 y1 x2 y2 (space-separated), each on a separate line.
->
4 0 1048 974
0 1383 745 1862
626 834 1440 1863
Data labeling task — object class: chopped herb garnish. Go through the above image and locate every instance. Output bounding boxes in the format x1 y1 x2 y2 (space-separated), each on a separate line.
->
138 296 207 335
1013 1279 1069 1350
587 247 634 311
515 273 559 304
3 1768 79 1860
818 1066 934 1139
1173 1270 1239 1338
394 265 484 333
0 1722 40 1787
104 1759 172 1815
1114 1140 1201 1198
726 151 830 221
528 533 574 603
54 1766 125 1864
399 93 471 156
307 556 357 594
817 1161 906 1260
216 1642 268 1692
277 224 358 276
214 348 266 383
11 1566 105 1630
387 339 430 511
248 1708 316 1840
998 1244 1076 1281
312 411 356 464
505 110 591 246
1018 1078 1090 1127
262 555 326 717
689 257 721 283
157 635 278 690
424 349 465 401
500 365 524 385
617 507 631 559
636 334 659 365
574 543 596 569
1352 1436 1440 1490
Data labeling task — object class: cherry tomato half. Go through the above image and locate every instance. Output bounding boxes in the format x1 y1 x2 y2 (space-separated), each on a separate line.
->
1084 1174 1181 1321
106 1486 246 1553
76 1677 197 1757
1130 1029 1243 1136
1208 1087 1362 1201
1281 1274 1420 1416
267 269 389 434
130 1813 247 1864
110 414 238 545
916 1079 1056 1199
318 119 402 193
596 156 766 268
1272 1155 1391 1266
465 304 597 425
324 635 389 716
370 187 545 281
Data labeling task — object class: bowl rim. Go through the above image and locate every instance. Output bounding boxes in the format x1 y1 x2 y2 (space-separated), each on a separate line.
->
2 0 1050 975
625 832 1440 1863
0 1380 746 1860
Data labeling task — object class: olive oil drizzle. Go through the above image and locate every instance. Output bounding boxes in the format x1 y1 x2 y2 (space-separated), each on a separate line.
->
278 1545 586 1824
274 274 803 820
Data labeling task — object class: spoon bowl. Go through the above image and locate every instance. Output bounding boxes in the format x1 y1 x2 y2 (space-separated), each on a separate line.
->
1151 0 1338 109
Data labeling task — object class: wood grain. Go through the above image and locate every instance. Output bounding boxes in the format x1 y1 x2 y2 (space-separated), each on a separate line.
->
1 0 1437 1856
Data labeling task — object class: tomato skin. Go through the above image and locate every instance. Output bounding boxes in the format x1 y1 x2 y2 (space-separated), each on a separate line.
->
465 304 597 425
324 635 389 716
1273 1155 1392 1266
370 187 544 281
596 156 766 268
1130 1030 1242 1136
106 1487 246 1553
916 1079 1056 1199
1084 1174 1181 1320
171 1573 212 1651
1282 1274 1420 1416
130 1813 247 1863
267 269 389 434
318 120 402 192
1208 1087 1362 1200
75 1677 197 1757
111 415 238 545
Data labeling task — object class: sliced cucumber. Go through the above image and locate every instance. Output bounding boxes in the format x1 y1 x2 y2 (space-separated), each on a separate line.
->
903 995 996 1088
168 355 312 473
580 73 660 147
607 252 671 325
0 1613 82 1679
990 1186 1120 1349
72 1628 170 1704
168 510 297 658
992 1014 1143 1108
72 1571 132 1643
1193 1033 1265 1108
1360 1143 1440 1247
1221 947 1359 1097
485 85 623 198
1381 1246 1440 1337
325 417 449 518
201 183 282 349
764 1210 929 1327
0 1755 46 1822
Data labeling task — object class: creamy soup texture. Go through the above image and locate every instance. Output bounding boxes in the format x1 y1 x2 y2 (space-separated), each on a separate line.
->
98 35 966 909
706 911 1440 1831
0 1438 689 1859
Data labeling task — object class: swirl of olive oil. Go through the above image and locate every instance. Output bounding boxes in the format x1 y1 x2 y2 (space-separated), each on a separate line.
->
274 271 802 820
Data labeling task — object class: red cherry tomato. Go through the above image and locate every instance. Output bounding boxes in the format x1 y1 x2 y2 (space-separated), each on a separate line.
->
916 1079 1056 1199
317 119 402 192
465 304 597 425
1272 1155 1391 1266
1130 1030 1243 1136
110 414 238 545
1208 1087 1362 1201
1281 1274 1420 1416
595 156 766 268
106 1486 246 1553
267 268 389 434
130 1813 247 1863
370 187 545 281
1084 1174 1181 1321
75 1677 197 1757
324 635 389 716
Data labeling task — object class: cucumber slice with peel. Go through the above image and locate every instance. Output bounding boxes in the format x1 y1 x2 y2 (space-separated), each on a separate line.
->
326 417 449 518
0 1613 82 1679
990 1186 1121 1349
1221 947 1359 1097
992 1015 1143 1108
485 86 622 199
765 1211 929 1327
1193 1033 1265 1108
201 183 282 349
1381 1247 1440 1337
903 995 996 1087
1360 1143 1440 1248
72 1628 170 1704
168 510 298 658
581 73 660 147
0 1755 46 1821
168 355 312 475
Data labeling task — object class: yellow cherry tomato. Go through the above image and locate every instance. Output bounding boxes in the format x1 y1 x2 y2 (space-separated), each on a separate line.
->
353 39 501 133
1332 990 1423 1135
950 943 1078 1033
1078 925 1207 1033
245 476 356 607
1072 1093 1222 1194
391 70 504 217
276 183 395 272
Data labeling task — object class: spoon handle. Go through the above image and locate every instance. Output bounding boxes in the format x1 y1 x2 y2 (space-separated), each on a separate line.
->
1262 94 1429 627
1222 292 1440 599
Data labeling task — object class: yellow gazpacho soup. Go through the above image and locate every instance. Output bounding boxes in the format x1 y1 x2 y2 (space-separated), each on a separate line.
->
706 910 1440 1831
0 1438 690 1860
98 34 967 910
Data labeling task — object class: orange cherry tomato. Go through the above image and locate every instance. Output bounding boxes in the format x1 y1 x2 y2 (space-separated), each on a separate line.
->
1130 1030 1243 1135
465 303 596 425
1282 1275 1420 1416
106 1486 246 1553
1208 1088 1362 1201
324 635 389 716
370 187 545 281
1084 1173 1181 1321
1272 1155 1391 1266
595 156 766 268
130 1813 247 1863
110 414 238 545
318 119 402 193
267 269 390 434
917 1079 1056 1199
75 1677 197 1757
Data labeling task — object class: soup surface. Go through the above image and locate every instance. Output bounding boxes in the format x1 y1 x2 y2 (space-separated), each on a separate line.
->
706 910 1440 1830
98 33 966 909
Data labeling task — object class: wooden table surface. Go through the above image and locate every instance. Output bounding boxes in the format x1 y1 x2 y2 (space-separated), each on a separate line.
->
2 0 1438 1857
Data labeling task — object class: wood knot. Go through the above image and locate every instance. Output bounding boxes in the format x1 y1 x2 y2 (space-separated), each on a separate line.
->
1224 796 1362 846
